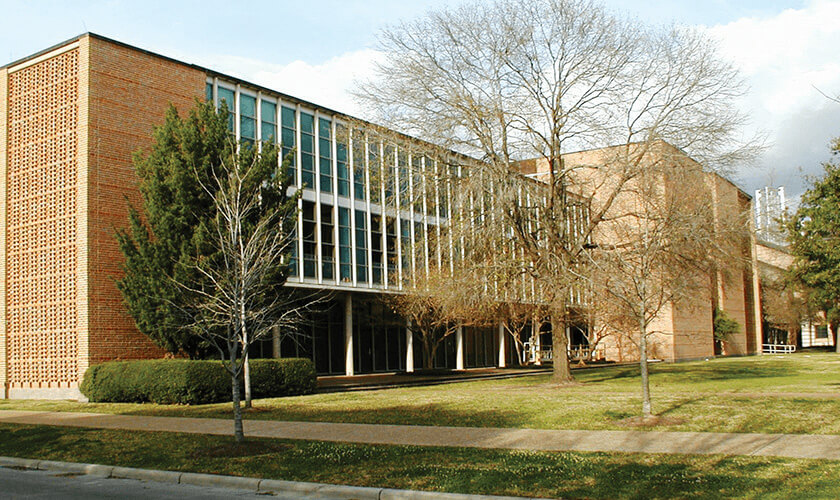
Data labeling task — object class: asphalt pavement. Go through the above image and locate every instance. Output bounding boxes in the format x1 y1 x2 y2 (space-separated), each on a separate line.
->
0 466 310 499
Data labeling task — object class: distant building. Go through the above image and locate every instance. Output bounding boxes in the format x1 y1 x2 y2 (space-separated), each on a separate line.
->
754 186 787 247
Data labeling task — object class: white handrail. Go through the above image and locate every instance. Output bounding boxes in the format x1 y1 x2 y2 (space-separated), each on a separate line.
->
762 343 796 354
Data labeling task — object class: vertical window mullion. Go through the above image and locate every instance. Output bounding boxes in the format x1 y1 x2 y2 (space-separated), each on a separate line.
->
364 134 373 288
349 128 358 287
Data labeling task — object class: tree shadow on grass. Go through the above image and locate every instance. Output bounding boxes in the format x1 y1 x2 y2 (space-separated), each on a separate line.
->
656 396 705 417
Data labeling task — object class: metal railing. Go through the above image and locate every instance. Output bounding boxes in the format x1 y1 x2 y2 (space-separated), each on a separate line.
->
522 343 602 363
762 343 796 354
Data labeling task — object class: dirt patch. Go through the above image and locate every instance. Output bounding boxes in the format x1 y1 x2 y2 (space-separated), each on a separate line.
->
192 441 291 459
618 415 686 428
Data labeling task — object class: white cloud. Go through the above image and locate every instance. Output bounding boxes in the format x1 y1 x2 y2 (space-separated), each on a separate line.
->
708 0 840 198
181 2 840 201
190 49 383 118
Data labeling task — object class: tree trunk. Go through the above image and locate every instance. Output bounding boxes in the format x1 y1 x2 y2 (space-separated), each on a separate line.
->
243 351 252 409
833 321 839 354
231 364 244 443
639 318 652 418
424 336 434 369
241 297 252 409
551 309 573 383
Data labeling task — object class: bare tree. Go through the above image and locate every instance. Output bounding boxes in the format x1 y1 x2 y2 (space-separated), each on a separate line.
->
356 0 758 384
586 154 749 418
175 140 315 443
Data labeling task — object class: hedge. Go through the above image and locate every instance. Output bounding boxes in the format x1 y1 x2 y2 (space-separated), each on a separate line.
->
80 358 316 404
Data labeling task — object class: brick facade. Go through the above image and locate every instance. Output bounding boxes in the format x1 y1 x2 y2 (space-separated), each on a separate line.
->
527 142 761 362
0 35 205 398
85 36 205 367
0 66 7 397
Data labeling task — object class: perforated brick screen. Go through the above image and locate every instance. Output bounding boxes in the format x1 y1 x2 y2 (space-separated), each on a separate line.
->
6 49 79 389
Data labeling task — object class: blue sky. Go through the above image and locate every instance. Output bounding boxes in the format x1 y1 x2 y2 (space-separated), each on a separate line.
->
1 0 837 202
0 0 807 65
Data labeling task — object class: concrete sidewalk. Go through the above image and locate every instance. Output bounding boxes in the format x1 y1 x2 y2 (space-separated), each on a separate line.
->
1 410 838 460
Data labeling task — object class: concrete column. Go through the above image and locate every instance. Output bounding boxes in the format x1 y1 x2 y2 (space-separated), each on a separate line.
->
272 326 281 358
497 323 506 368
534 320 541 366
344 293 354 376
456 325 464 370
405 321 414 373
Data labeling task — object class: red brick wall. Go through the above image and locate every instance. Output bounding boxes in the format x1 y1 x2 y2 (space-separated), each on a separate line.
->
85 36 206 365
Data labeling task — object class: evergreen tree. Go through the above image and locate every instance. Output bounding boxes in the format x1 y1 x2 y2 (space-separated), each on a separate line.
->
115 100 250 358
787 136 840 351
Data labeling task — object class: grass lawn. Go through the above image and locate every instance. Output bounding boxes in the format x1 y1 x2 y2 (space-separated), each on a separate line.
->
2 352 839 434
1 423 839 499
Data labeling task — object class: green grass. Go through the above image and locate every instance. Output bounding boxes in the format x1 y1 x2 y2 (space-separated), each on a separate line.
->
3 352 839 434
1 423 839 499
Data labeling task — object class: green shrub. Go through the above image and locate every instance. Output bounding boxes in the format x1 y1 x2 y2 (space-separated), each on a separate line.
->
249 358 318 398
80 358 316 404
713 308 740 340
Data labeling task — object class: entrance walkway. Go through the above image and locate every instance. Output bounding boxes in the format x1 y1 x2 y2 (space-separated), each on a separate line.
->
1 410 838 460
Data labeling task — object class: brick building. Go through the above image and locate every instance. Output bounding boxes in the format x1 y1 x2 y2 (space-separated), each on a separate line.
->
0 34 765 399
521 142 763 362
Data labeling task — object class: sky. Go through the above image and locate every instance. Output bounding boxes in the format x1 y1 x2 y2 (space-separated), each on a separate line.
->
2 0 839 204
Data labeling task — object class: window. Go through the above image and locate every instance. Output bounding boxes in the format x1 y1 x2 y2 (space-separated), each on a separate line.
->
205 83 213 102
411 155 423 213
414 221 425 271
352 130 366 201
384 145 396 203
319 118 333 193
321 204 335 280
400 217 411 278
239 94 256 145
337 125 350 197
217 87 235 131
300 112 315 188
355 210 368 282
339 207 352 282
281 106 296 184
816 325 829 339
386 217 397 285
369 139 381 204
371 214 383 285
260 99 276 144
398 150 409 208
425 157 436 216
302 201 317 278
288 226 298 278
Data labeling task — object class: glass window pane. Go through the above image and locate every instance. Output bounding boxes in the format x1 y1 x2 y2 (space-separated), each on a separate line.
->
300 112 314 132
205 83 213 102
240 94 256 118
217 87 234 111
301 133 314 152
241 117 256 140
282 128 295 148
260 100 276 123
261 122 276 143
217 87 235 131
281 106 296 128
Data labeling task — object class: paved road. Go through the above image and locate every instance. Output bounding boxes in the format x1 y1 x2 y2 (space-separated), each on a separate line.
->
0 466 331 499
1 410 839 460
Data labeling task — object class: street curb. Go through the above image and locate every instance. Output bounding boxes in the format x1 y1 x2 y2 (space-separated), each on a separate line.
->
0 456 545 499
